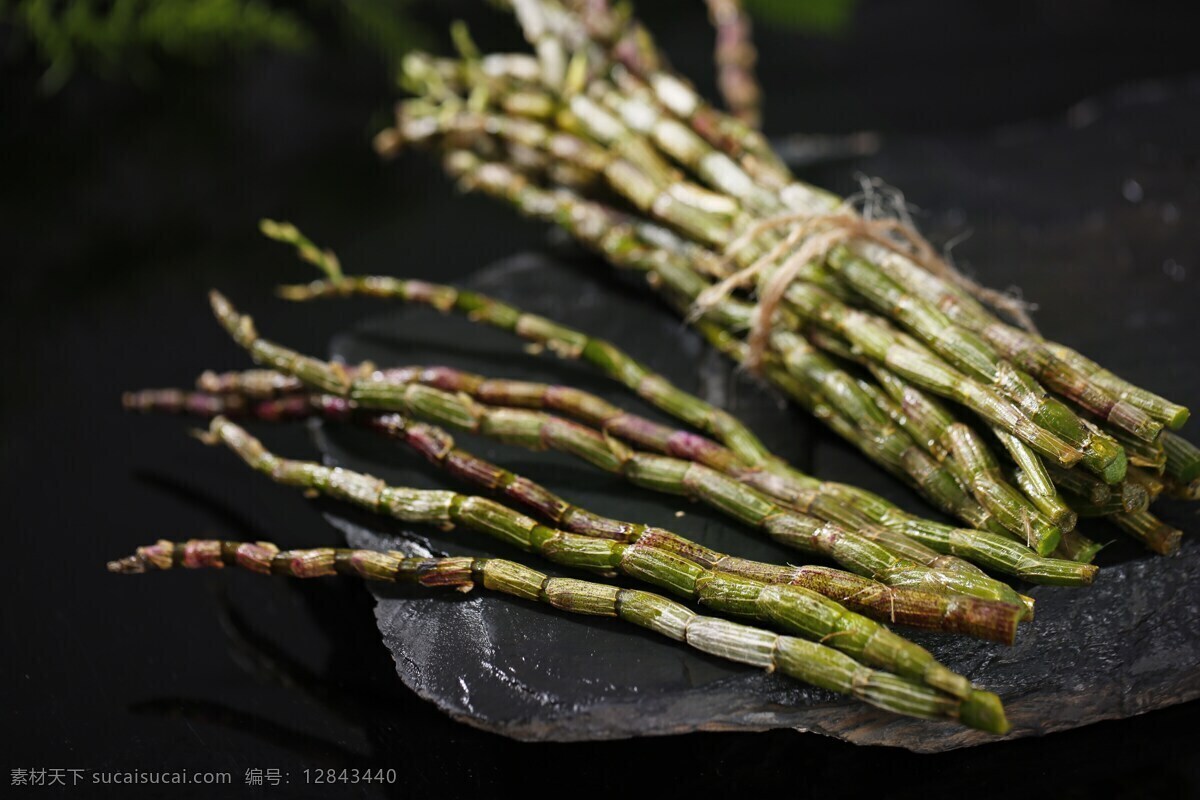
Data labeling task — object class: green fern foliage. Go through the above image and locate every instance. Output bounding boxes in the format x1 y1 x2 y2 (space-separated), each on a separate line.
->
2 0 312 90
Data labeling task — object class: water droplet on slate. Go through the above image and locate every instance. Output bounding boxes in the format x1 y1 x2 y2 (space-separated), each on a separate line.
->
1162 259 1186 281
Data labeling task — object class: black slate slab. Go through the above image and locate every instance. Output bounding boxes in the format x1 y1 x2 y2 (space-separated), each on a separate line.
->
312 80 1200 752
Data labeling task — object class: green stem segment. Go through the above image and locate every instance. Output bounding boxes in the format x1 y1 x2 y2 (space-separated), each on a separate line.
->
994 429 1077 532
125 382 1038 639
694 319 1107 570
209 291 1031 608
850 242 1169 442
822 246 1127 483
274 266 1086 579
1043 342 1190 430
108 538 1008 734
366 367 1014 577
857 363 1063 555
1163 431 1200 485
1109 510 1183 557
278 274 779 469
198 415 1004 704
371 413 1033 638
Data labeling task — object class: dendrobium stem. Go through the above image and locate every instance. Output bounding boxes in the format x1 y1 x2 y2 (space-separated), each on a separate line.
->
124 384 1043 636
126 377 1095 593
275 258 1077 570
108 538 1009 734
704 0 761 127
1109 510 1183 557
208 291 1034 608
198 415 1008 701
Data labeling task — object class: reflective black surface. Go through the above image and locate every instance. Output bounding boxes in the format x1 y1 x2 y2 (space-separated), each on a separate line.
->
4 0 1200 796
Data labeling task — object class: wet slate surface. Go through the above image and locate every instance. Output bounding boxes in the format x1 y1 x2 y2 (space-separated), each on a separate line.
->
314 79 1200 752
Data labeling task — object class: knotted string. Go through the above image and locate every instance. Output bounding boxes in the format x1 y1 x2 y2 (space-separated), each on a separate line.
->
693 197 1039 372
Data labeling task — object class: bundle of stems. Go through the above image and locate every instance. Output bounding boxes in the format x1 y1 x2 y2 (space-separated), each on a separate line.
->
108 538 1008 732
263 244 1100 584
190 414 1018 714
219 295 1017 606
211 289 1102 611
125 385 1041 641
371 0 1194 555
264 220 1068 559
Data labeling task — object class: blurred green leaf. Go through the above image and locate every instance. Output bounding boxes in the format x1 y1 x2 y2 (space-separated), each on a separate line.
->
0 0 427 92
3 0 312 91
328 0 425 67
743 0 857 35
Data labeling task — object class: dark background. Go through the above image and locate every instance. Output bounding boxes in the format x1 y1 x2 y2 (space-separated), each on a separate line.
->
3 1 1199 797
